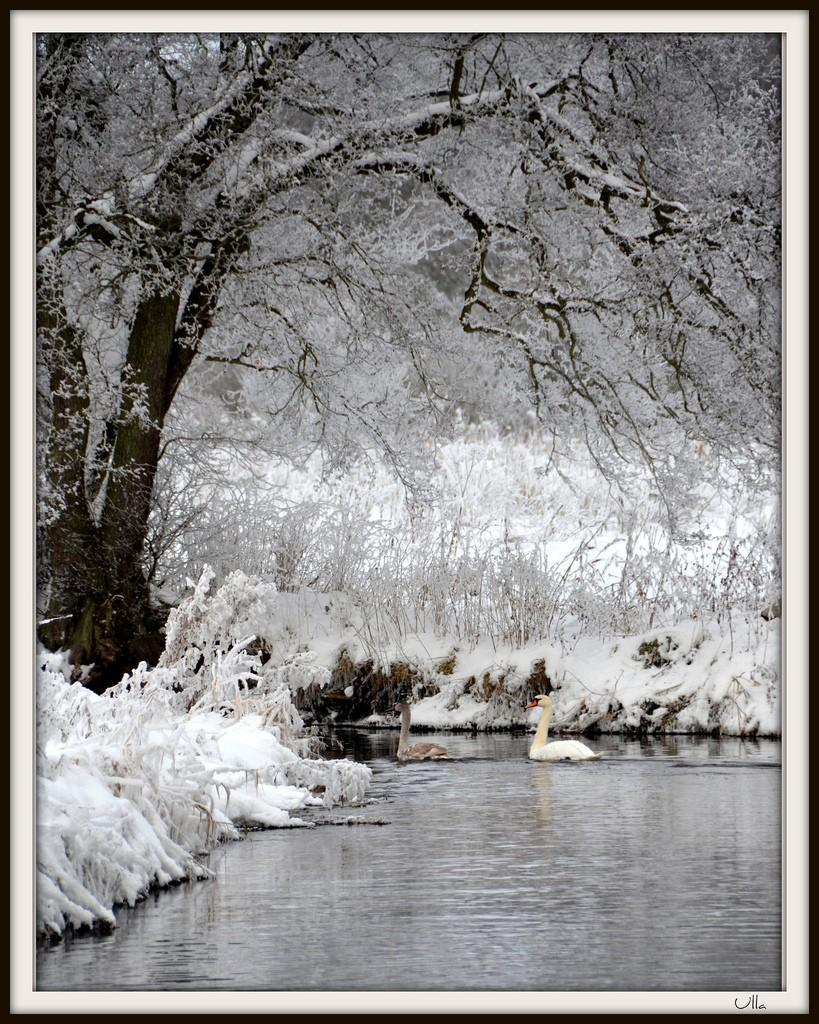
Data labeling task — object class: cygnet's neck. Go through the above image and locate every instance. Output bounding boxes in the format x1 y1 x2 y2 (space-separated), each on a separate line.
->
398 705 411 752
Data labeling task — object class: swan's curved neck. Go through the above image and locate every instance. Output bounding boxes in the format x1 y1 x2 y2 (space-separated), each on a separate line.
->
398 706 411 752
530 704 552 753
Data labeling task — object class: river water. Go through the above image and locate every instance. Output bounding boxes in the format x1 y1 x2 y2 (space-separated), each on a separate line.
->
37 731 781 992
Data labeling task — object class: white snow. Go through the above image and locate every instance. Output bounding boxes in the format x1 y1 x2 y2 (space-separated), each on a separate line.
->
36 587 372 940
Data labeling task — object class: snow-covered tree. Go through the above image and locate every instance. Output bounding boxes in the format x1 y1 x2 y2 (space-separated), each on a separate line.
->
36 32 780 687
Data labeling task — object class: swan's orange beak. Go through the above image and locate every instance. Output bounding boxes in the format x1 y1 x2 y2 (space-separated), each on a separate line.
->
525 699 538 710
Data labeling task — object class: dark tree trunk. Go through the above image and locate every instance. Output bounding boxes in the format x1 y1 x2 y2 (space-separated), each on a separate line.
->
39 291 180 691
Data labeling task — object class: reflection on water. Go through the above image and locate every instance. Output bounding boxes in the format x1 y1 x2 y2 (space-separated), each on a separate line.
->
533 765 552 827
37 732 781 992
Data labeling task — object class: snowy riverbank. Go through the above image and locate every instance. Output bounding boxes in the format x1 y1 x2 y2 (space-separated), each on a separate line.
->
36 632 371 940
350 616 780 737
172 570 779 737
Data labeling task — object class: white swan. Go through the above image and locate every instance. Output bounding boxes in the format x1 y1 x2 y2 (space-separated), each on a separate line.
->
395 702 450 761
526 694 600 762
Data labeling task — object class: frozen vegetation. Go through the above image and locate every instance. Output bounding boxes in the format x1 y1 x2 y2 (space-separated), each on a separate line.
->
36 574 372 940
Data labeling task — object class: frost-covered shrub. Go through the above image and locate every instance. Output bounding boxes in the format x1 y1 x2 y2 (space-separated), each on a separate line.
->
37 659 214 938
161 566 280 670
156 568 332 712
